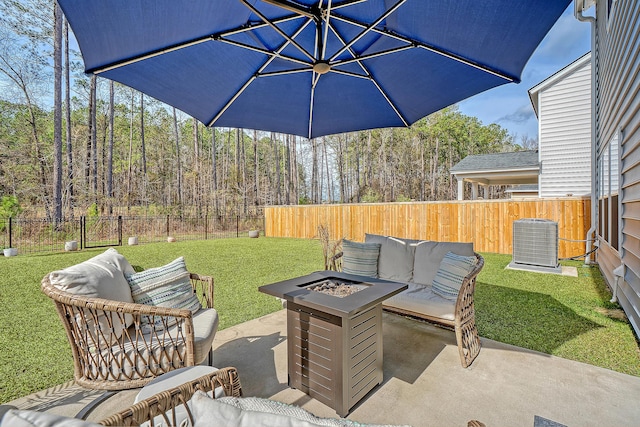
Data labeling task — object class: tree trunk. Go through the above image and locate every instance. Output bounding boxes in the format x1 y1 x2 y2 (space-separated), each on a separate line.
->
323 136 332 202
274 133 281 205
107 81 114 214
90 75 98 202
53 2 63 224
192 117 199 212
253 130 259 208
212 128 218 214
241 129 247 214
355 133 361 202
126 90 134 211
285 135 291 205
64 19 74 216
431 136 440 200
140 94 147 207
172 108 183 210
291 135 298 205
311 138 318 203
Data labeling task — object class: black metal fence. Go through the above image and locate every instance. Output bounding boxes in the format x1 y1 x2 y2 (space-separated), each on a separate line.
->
0 214 264 255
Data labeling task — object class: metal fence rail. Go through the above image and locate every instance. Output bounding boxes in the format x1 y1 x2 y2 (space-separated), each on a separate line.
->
0 214 264 256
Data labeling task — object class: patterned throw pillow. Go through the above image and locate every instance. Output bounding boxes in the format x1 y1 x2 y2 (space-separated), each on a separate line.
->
126 257 202 332
432 252 477 301
342 239 381 277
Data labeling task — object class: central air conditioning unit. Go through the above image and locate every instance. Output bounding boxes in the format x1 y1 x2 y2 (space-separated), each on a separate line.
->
509 218 561 274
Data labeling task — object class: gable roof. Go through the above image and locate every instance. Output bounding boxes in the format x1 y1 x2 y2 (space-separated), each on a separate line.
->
451 150 539 186
451 150 539 173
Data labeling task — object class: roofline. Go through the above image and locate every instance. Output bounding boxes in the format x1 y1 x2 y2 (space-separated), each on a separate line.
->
528 51 591 117
451 166 540 176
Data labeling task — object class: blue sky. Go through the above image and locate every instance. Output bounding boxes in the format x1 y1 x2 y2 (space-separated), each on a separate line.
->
458 4 592 143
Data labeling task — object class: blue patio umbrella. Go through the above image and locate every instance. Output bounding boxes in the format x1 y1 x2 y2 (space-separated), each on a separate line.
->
58 0 570 139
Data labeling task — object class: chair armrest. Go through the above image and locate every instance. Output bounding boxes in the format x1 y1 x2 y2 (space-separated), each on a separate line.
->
42 280 194 319
190 272 214 309
99 367 243 426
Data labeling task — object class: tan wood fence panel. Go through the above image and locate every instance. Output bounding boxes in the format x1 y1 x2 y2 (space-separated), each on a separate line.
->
264 198 591 258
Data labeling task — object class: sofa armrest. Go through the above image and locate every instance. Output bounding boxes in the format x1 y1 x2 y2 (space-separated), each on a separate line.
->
99 367 243 426
328 251 343 272
453 252 484 367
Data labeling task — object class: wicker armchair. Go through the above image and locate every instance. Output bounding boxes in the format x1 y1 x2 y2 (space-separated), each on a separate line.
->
330 249 484 368
99 367 242 427
41 272 217 390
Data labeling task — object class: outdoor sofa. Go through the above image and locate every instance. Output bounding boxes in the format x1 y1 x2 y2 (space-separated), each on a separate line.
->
330 234 484 368
40 248 218 390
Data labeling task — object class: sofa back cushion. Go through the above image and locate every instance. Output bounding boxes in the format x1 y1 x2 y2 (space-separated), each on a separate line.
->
47 248 135 339
365 234 415 282
412 241 474 286
341 239 381 277
127 257 202 332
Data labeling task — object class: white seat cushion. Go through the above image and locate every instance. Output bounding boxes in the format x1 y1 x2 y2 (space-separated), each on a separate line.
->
89 308 218 380
383 283 456 321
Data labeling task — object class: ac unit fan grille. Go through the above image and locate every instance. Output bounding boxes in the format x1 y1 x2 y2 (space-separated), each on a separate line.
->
512 219 558 268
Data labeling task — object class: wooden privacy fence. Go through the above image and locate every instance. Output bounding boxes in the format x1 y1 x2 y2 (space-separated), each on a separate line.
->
264 197 591 259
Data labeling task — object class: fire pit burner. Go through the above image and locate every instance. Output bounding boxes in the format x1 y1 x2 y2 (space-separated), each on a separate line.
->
308 280 366 297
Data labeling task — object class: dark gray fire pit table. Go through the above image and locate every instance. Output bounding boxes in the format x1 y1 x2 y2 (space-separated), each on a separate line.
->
259 271 407 417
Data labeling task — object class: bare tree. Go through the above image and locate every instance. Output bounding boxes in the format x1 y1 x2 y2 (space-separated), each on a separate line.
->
52 1 63 224
64 19 73 215
172 108 183 209
107 81 114 213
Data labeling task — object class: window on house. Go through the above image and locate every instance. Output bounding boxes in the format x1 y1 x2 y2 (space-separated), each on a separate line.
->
598 133 620 251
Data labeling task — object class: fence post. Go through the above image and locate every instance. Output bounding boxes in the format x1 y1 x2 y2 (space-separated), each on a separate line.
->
237 215 239 238
8 217 12 248
118 216 123 246
166 215 170 237
205 208 208 241
80 216 85 249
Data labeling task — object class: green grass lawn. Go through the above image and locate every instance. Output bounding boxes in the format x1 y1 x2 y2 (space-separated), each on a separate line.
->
1 239 639 403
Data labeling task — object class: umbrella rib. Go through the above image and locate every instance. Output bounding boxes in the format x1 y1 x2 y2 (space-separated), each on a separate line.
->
87 36 212 74
260 68 312 77
329 68 369 79
217 37 311 67
240 0 315 62
334 45 413 66
321 0 332 60
329 0 406 62
328 23 409 127
207 17 314 127
331 13 518 83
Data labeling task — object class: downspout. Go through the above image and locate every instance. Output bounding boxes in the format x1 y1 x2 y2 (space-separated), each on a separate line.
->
575 0 597 264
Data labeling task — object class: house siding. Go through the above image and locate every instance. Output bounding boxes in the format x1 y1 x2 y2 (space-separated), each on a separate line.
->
594 0 640 337
538 60 592 198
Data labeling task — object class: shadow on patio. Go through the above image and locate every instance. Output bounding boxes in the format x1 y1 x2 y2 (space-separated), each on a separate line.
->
6 309 640 426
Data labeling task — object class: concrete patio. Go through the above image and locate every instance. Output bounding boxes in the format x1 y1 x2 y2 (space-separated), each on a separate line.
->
5 309 640 426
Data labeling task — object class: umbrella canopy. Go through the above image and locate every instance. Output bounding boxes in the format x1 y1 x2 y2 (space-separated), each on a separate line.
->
59 0 570 139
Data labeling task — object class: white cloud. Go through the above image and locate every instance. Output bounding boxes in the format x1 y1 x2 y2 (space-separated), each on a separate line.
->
498 104 536 125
